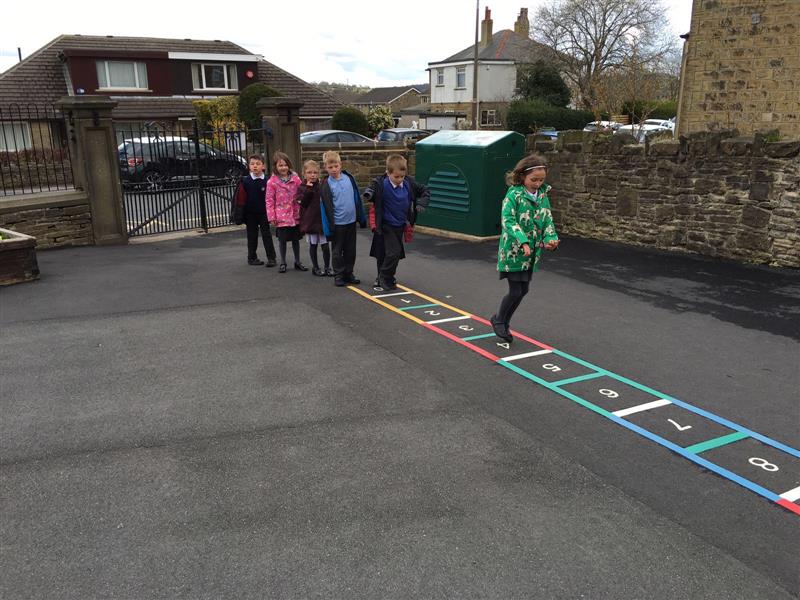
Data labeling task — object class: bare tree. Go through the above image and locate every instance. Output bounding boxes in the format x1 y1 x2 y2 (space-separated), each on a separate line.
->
533 0 677 110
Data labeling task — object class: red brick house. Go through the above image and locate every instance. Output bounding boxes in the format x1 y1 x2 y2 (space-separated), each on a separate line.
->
0 35 342 150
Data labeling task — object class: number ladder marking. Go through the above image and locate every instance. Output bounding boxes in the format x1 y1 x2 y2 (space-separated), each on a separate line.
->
348 283 800 516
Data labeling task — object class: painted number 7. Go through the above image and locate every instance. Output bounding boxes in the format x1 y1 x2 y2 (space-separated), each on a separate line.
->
667 418 692 432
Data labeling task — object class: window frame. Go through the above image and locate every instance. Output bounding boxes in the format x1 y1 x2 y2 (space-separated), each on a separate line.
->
480 109 500 126
96 60 149 91
0 121 32 151
436 68 444 86
192 63 238 91
455 66 467 89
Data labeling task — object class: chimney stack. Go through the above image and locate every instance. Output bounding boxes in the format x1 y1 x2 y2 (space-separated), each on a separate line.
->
514 8 530 37
480 7 493 48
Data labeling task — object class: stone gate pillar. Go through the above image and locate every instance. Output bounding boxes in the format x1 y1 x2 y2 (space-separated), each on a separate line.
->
257 97 304 171
56 96 127 245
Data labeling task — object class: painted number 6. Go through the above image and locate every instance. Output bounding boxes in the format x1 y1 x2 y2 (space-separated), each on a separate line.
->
748 457 779 472
599 389 619 398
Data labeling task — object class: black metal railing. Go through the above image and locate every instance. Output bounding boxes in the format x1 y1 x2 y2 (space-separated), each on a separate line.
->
0 104 73 196
115 121 269 236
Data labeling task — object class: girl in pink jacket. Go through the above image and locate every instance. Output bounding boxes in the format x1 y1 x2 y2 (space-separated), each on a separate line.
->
266 151 307 273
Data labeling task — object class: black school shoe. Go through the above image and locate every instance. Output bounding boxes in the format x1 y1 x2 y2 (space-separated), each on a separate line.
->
379 278 398 291
265 258 277 268
294 262 308 272
345 275 361 285
248 258 264 266
490 314 513 343
324 268 334 277
334 278 347 287
279 263 287 273
311 267 324 276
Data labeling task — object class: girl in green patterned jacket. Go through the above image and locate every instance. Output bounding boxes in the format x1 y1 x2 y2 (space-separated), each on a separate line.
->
491 154 560 342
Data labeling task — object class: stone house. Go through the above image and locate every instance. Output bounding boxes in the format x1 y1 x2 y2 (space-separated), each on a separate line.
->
350 84 430 125
0 34 342 150
426 7 557 129
676 0 800 137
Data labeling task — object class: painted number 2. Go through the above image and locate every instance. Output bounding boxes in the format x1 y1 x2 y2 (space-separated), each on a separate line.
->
424 310 441 316
748 457 779 472
458 325 474 332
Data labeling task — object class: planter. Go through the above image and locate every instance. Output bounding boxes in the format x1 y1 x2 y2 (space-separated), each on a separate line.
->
0 228 40 285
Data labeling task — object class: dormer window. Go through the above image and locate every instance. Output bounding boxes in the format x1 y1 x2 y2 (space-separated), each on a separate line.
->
191 63 238 91
96 60 149 90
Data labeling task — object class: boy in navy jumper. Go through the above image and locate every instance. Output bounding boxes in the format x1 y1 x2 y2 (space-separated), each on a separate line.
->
320 151 367 287
233 154 277 266
364 154 429 290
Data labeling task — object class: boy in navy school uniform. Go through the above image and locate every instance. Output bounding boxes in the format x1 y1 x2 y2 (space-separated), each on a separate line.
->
320 150 367 287
232 154 277 267
364 153 429 291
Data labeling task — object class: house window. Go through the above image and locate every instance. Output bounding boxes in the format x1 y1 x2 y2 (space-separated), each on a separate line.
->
480 109 500 126
191 63 238 91
456 66 466 89
0 122 31 151
436 68 444 86
96 61 149 90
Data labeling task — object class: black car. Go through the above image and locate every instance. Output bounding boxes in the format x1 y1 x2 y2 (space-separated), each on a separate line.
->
376 128 432 142
118 136 248 189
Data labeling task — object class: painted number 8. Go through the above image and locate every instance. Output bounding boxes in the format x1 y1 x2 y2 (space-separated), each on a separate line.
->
599 389 619 398
748 457 779 472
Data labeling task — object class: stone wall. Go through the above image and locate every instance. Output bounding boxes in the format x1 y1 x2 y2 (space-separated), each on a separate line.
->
301 143 415 191
531 131 799 268
677 0 800 137
0 191 94 248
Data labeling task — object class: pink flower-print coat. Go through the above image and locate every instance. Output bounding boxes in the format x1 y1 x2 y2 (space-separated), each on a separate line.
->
266 172 302 227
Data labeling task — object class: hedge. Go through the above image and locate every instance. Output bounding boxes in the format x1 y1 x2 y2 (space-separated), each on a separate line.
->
506 100 595 134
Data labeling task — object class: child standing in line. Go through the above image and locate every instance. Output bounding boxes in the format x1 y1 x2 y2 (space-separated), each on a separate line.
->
363 154 429 291
266 151 307 273
296 159 332 277
232 154 277 267
320 150 367 287
491 153 560 342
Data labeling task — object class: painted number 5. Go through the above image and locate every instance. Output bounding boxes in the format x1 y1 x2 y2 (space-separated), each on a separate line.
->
749 457 779 472
542 364 562 372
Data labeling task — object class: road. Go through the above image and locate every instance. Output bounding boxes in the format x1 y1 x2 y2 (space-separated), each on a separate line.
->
1 229 798 599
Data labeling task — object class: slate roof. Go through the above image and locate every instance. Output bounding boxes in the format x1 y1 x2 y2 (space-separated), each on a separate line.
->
430 29 556 65
0 35 341 118
352 84 429 105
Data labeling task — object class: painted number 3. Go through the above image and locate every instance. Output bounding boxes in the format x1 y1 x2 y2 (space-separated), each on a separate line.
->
748 457 779 472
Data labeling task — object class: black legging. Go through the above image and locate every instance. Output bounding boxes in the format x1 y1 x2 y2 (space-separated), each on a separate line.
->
279 239 300 265
496 279 531 326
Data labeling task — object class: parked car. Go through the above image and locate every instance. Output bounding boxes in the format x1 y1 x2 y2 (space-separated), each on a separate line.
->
299 130 373 143
533 127 559 140
614 124 672 144
118 136 247 189
641 118 675 131
583 120 621 132
376 128 433 142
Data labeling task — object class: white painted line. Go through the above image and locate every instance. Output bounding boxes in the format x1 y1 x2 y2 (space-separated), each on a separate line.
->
613 399 672 417
503 349 552 362
427 315 471 324
373 291 415 298
780 486 800 502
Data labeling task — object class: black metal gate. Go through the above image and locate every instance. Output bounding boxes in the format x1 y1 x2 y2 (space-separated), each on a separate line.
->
115 121 270 236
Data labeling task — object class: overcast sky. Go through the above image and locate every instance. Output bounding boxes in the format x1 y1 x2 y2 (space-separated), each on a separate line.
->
1 0 692 87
